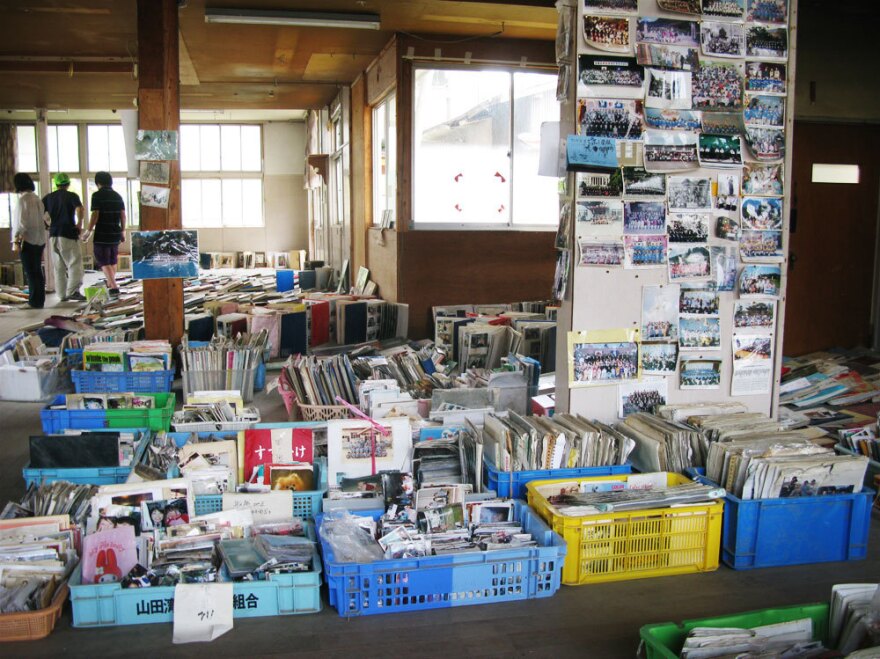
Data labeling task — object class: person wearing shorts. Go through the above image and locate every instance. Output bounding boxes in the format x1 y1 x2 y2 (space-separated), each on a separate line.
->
87 171 126 295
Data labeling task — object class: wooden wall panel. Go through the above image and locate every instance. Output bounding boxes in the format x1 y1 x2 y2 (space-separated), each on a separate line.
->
365 38 398 106
367 228 398 304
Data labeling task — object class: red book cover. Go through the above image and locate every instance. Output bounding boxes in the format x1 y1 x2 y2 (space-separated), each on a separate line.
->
244 427 314 484
308 300 330 347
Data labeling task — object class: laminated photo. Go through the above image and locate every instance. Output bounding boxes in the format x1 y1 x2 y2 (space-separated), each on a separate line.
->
643 108 702 131
131 229 199 280
584 0 638 15
139 161 170 185
746 25 788 60
641 342 679 375
701 21 745 58
701 111 744 136
679 358 722 389
624 234 668 269
577 55 644 99
576 199 624 236
715 215 740 241
657 0 701 14
139 184 170 209
731 334 773 396
701 0 745 20
583 15 632 53
744 94 785 128
567 329 641 387
741 196 783 230
618 378 668 418
739 229 783 261
327 418 412 485
643 130 699 172
567 135 619 169
668 244 712 280
692 61 743 110
745 61 786 95
680 316 721 350
733 299 776 330
712 245 738 291
641 284 680 341
623 201 665 234
134 130 178 161
698 134 743 168
577 170 623 198
743 162 783 196
645 69 692 110
679 288 719 316
623 167 666 197
747 0 787 24
745 127 785 161
636 43 699 71
739 263 781 297
577 98 644 139
636 17 699 47
578 239 625 267
667 177 712 211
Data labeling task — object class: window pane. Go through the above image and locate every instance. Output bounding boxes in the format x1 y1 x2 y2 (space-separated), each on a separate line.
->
240 126 261 171
387 95 397 225
68 178 85 206
57 125 79 172
241 179 262 226
47 126 59 172
16 125 37 172
127 179 140 227
108 126 127 171
200 125 221 171
0 193 11 229
413 69 511 224
180 125 201 171
182 179 202 227
372 100 387 226
87 126 109 172
201 178 222 226
220 125 241 171
221 178 243 226
512 72 559 226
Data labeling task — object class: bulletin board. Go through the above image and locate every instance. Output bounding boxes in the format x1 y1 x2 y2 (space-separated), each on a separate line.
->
554 0 797 423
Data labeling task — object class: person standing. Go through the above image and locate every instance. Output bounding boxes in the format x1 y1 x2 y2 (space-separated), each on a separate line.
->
10 172 48 308
85 171 126 296
42 172 85 301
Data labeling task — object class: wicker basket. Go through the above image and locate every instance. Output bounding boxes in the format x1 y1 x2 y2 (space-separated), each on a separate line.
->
0 584 68 642
295 402 352 421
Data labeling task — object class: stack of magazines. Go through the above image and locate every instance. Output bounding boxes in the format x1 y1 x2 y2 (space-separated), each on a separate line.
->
281 353 359 406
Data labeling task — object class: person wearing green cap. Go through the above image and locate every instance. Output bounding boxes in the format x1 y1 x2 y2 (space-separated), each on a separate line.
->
42 172 85 302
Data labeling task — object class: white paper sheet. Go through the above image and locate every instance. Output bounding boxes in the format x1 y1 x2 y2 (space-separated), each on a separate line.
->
172 583 233 644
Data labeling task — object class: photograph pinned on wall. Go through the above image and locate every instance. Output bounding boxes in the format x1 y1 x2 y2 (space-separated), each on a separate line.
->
131 229 199 280
741 196 783 230
645 68 693 110
643 130 699 173
616 140 645 168
657 0 701 14
715 215 740 241
567 328 641 387
691 61 744 110
577 170 623 198
642 284 680 342
576 199 624 236
747 0 787 24
578 239 625 267
577 55 645 99
715 172 740 203
567 135 620 169
134 130 179 161
679 357 722 389
734 299 776 331
680 316 722 351
746 25 788 60
624 234 668 269
139 184 170 209
622 167 666 197
577 98 644 139
679 287 719 317
641 342 679 376
701 111 743 136
745 126 785 161
668 213 710 243
623 201 666 234
636 43 699 72
739 229 783 261
667 176 712 211
618 377 669 418
739 263 781 298
668 243 712 281
744 94 785 128
731 334 774 396
583 15 632 53
743 162 783 196
745 61 786 95
711 244 738 291
701 0 745 20
643 108 702 131
139 161 170 186
636 17 699 47
700 21 745 59
698 134 743 168
584 0 638 15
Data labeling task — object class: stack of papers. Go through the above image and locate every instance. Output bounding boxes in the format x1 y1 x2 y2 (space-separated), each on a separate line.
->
615 412 704 473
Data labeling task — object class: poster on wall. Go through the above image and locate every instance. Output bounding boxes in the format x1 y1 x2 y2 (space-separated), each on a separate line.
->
131 230 199 280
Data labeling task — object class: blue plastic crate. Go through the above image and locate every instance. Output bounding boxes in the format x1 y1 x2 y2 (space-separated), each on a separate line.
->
316 500 566 617
687 468 874 570
69 549 322 627
484 459 632 500
71 369 175 394
41 393 176 433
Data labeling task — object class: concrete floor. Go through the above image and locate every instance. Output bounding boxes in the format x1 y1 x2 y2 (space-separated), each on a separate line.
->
0 298 878 658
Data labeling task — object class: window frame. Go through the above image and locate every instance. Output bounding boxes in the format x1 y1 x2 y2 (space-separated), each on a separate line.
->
372 91 397 227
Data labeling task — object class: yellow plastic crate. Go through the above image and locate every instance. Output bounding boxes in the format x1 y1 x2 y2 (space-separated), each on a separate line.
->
526 473 723 585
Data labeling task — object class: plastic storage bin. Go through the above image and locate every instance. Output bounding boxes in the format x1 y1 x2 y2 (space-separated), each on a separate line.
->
0 584 69 642
484 459 632 500
183 368 256 403
316 500 566 617
40 393 176 433
69 550 322 627
71 369 174 394
526 472 724 585
0 359 69 402
687 469 873 570
639 603 829 659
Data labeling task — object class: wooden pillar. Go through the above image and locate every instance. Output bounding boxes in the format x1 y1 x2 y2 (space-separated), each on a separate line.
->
137 0 183 344
35 108 56 293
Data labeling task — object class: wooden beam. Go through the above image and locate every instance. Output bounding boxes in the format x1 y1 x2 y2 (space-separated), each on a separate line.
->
137 0 183 346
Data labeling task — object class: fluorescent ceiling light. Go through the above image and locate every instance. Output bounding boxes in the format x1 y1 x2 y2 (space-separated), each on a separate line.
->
205 8 381 30
811 163 860 184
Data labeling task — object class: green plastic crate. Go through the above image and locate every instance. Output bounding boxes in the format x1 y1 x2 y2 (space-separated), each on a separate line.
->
106 393 176 431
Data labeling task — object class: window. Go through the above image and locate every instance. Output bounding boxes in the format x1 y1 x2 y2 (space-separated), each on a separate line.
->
47 125 79 173
0 126 39 228
412 67 559 229
811 164 860 184
87 125 127 172
180 124 263 227
372 93 396 227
